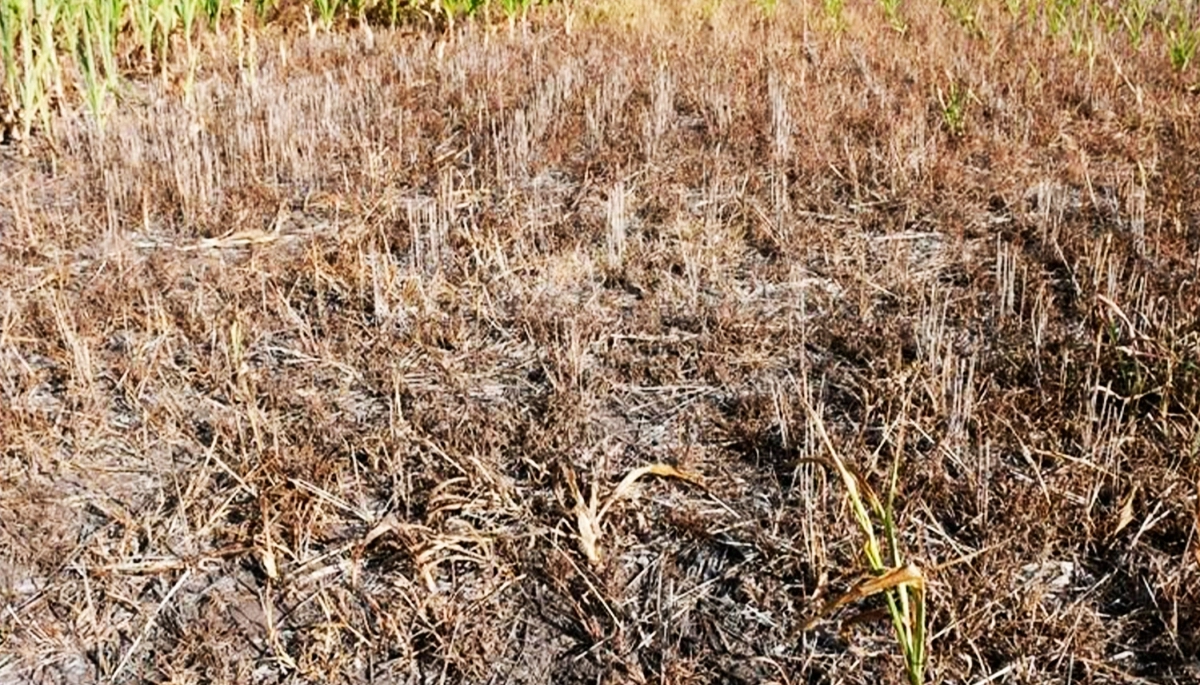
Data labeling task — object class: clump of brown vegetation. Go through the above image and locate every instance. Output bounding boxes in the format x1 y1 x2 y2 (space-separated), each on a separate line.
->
2 0 1199 682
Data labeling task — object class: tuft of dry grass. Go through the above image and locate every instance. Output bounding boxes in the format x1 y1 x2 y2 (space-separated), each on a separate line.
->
3 0 1200 683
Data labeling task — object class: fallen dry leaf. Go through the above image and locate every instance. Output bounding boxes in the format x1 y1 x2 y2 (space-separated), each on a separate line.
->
804 564 925 631
1112 484 1138 538
567 463 703 564
596 463 705 522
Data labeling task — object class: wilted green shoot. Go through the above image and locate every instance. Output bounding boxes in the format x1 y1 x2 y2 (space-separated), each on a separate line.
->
803 397 927 685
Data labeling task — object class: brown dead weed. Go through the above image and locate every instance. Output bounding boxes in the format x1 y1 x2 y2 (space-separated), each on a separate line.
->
2 0 1200 682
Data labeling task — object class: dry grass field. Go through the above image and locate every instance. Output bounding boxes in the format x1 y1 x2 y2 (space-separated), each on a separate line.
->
2 0 1200 682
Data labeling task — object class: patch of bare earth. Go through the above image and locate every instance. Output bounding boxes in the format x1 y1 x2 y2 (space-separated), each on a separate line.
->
2 1 1199 682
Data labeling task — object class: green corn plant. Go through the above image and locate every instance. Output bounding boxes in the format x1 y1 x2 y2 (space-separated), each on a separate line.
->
1069 11 1097 67
823 0 845 31
346 0 373 29
384 0 400 26
57 0 81 70
229 0 246 72
802 396 927 685
1168 25 1199 71
1123 0 1153 47
755 0 778 19
237 0 259 88
176 0 201 97
1167 2 1200 71
938 80 969 137
204 0 224 32
0 0 23 121
32 0 62 115
1094 0 1121 34
880 0 906 32
1046 0 1076 36
499 0 533 28
942 0 980 37
131 0 156 66
440 0 486 26
178 0 202 52
156 0 178 81
0 0 19 114
97 0 124 91
16 0 48 143
78 1 108 130
104 0 128 46
1072 29 1096 66
313 0 341 31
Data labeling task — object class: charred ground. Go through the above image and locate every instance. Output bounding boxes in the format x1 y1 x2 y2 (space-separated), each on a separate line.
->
1 1 1199 682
